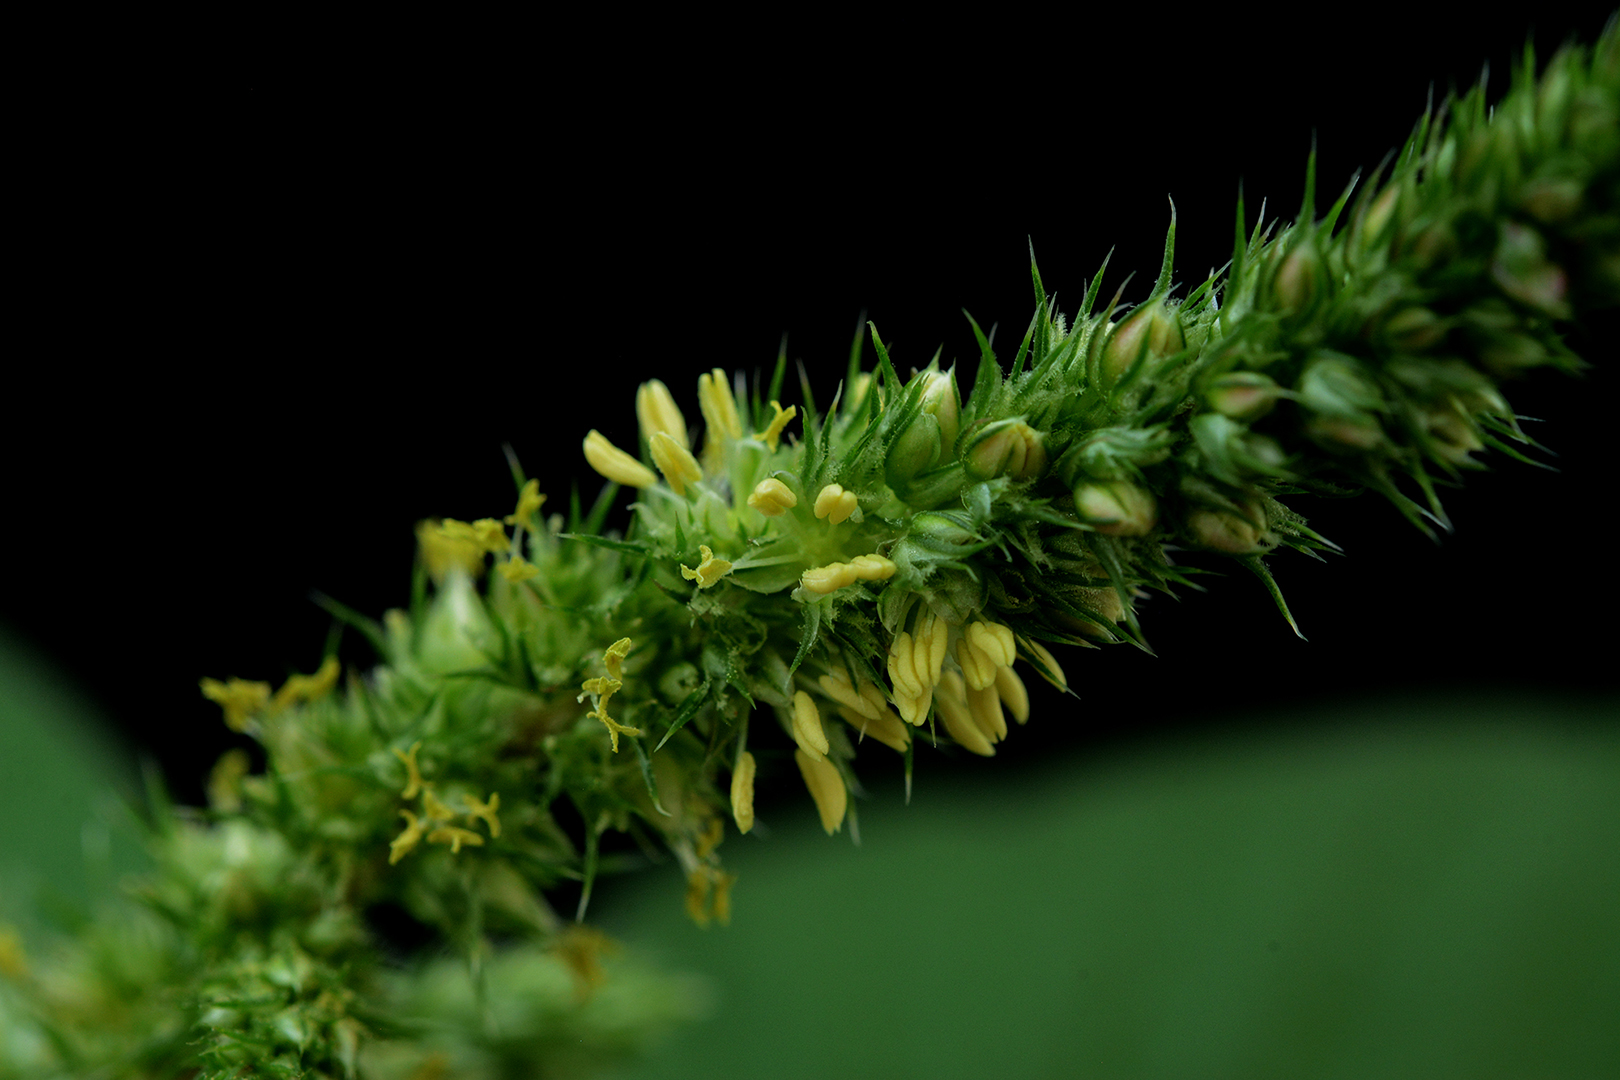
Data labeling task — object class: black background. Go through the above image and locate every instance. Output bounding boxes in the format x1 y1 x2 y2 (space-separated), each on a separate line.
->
8 6 1617 808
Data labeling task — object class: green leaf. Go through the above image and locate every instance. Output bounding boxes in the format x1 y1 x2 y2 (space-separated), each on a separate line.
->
632 737 673 816
655 679 713 753
310 590 388 659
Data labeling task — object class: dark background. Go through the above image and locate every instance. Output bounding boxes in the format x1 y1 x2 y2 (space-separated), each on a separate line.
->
8 6 1617 808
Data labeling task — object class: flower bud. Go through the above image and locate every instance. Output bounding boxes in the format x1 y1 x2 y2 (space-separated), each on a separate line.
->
1492 222 1571 319
886 414 942 487
1297 352 1384 419
1424 405 1484 465
1205 373 1280 421
1357 186 1400 252
636 379 690 451
1100 299 1184 384
1382 306 1446 352
1306 416 1386 451
1185 500 1275 554
963 420 1045 481
1072 482 1157 536
917 369 960 453
1271 240 1321 314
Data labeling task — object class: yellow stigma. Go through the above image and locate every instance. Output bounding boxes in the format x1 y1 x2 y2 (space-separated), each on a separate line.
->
813 483 858 524
389 809 426 865
680 544 734 588
426 825 485 853
499 555 540 583
747 477 798 516
583 430 657 488
636 379 690 450
199 677 271 733
795 749 848 834
393 741 426 799
579 639 643 752
849 553 897 581
422 787 457 823
755 400 798 451
731 751 757 834
270 656 341 713
791 690 829 762
650 431 703 496
463 792 501 838
505 477 547 532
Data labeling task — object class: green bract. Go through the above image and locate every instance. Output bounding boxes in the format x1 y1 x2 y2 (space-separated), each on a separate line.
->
2 23 1616 1078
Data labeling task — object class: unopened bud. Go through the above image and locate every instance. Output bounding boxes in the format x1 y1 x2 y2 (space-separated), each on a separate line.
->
964 420 1045 481
1357 186 1399 252
1492 222 1571 319
1271 240 1321 314
887 415 942 486
917 369 960 452
1306 415 1386 451
1424 405 1484 464
1298 352 1384 419
1100 298 1184 384
1072 481 1158 537
1383 306 1446 352
1185 500 1275 554
1206 373 1280 421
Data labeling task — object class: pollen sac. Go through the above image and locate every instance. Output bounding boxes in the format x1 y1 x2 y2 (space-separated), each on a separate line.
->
731 751 757 834
747 477 798 516
636 379 690 450
801 561 857 594
935 670 994 756
650 431 703 496
790 691 829 762
795 749 847 834
813 484 859 524
583 430 658 488
835 703 910 753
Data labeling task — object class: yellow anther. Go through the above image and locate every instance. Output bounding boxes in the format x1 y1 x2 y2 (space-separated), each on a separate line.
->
996 665 1031 725
650 431 703 496
800 561 857 594
967 682 1007 743
813 483 858 524
755 400 798 451
390 809 426 865
437 518 510 556
0 926 28 980
463 792 501 838
936 670 994 756
426 825 485 853
422 787 457 823
795 748 848 834
580 675 621 699
967 620 1017 668
886 632 921 697
697 368 743 440
711 870 738 926
1022 638 1068 691
849 554 897 581
685 868 714 927
834 704 910 753
818 670 881 720
680 544 734 588
270 656 342 713
583 429 658 488
956 636 997 691
416 519 484 581
791 690 829 762
748 477 798 516
199 677 271 733
505 478 546 531
731 751 757 834
393 741 426 799
637 379 691 450
914 612 948 687
603 638 633 680
499 555 540 583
